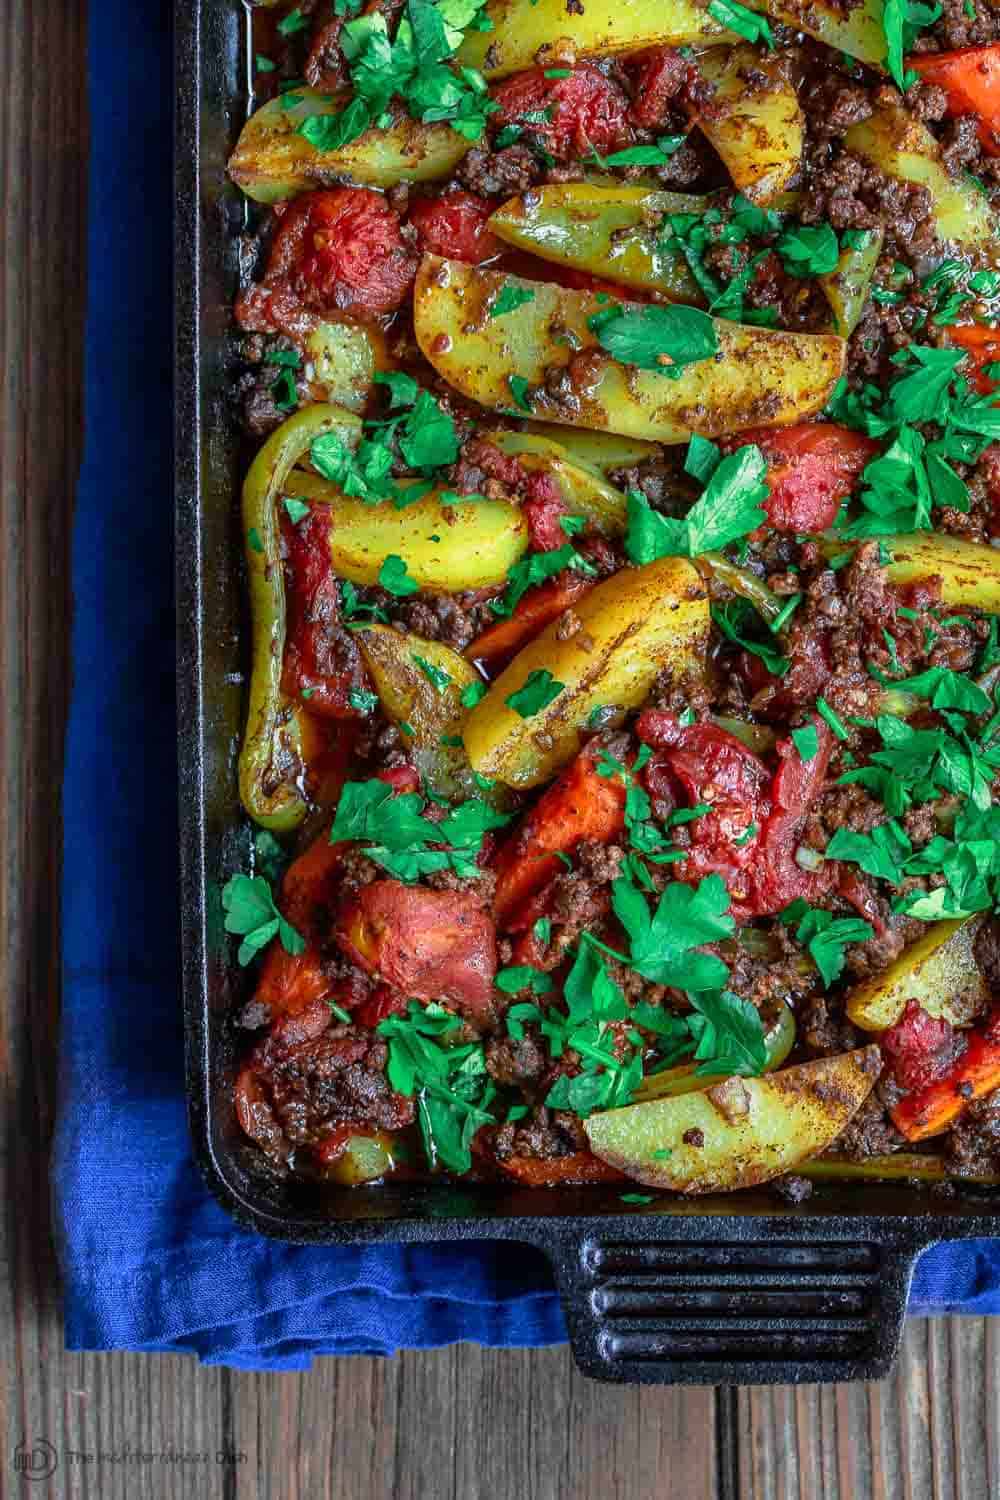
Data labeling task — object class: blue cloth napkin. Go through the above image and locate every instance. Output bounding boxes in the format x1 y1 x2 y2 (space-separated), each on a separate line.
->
51 0 1000 1372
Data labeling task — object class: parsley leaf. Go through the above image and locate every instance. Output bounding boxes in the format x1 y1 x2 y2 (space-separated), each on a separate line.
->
882 0 940 90
379 1001 496 1172
784 904 875 985
379 555 419 596
589 303 719 377
777 223 840 277
505 668 564 717
707 0 775 45
489 284 536 319
612 872 733 991
687 990 769 1076
712 599 790 676
624 445 767 563
221 873 305 967
491 542 595 616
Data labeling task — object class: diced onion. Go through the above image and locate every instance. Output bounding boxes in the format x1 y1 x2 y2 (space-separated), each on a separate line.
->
794 844 825 872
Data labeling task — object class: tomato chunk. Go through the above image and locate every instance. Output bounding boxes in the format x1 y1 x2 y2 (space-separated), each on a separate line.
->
522 470 568 551
235 188 417 333
409 191 500 263
490 63 631 160
908 45 1000 155
882 1000 965 1093
492 744 626 930
335 880 498 1022
627 46 690 129
281 508 371 717
740 423 879 535
748 717 835 917
947 323 1000 397
892 1010 1000 1141
636 712 771 910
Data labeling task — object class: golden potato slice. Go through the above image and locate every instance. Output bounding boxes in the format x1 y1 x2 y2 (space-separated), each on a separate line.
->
282 471 530 591
228 91 470 201
413 256 845 444
457 0 734 77
884 531 1000 611
694 46 804 206
483 430 629 534
462 555 710 787
846 916 990 1033
489 185 707 303
845 103 1000 258
585 1047 881 1193
303 322 385 413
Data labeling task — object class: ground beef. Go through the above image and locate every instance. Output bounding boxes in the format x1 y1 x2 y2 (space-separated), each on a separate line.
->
799 992 861 1057
940 113 984 174
974 917 1000 992
924 0 1000 49
831 1082 906 1160
945 1087 1000 1175
485 1033 548 1086
458 145 541 197
491 1107 585 1160
800 73 874 138
607 455 691 509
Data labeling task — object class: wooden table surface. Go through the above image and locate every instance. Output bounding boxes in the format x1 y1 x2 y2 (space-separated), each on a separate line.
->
3 3 999 1496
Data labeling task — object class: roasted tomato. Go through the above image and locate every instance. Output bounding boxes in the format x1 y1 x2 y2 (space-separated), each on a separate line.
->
739 423 879 535
522 470 568 551
947 323 1000 396
882 1000 966 1093
627 46 689 129
408 191 500 263
235 188 418 334
907 44 1000 155
497 1151 627 1185
281 508 371 716
637 712 771 910
490 63 631 160
492 743 627 929
335 880 498 1022
748 717 835 917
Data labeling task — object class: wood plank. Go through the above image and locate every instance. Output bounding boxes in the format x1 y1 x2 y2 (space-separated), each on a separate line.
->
230 1347 719 1500
736 1318 998 1500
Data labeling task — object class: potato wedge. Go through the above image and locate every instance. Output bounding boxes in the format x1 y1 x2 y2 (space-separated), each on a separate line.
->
694 46 804 206
585 1046 881 1193
462 555 710 787
484 430 629 534
761 0 888 67
845 103 1000 258
457 0 735 77
522 423 663 475
356 624 496 800
489 185 707 303
282 470 530 590
846 916 990 1033
884 531 1000 611
228 91 470 201
303 321 385 413
414 256 845 444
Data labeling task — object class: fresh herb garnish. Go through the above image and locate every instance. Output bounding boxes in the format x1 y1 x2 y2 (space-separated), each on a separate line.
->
624 445 768 563
505 668 564 718
221 873 305 967
489 284 536 319
588 303 719 378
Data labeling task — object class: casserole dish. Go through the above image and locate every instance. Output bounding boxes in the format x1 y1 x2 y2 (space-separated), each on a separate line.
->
175 0 1000 1383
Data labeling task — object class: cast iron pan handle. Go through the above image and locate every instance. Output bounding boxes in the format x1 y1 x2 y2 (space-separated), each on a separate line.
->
546 1228 922 1385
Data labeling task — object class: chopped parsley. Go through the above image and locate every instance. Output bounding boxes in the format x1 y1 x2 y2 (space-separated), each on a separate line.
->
310 380 460 505
379 1001 497 1173
412 654 452 693
713 598 790 677
708 0 775 45
489 284 536 319
611 871 733 991
379 555 419 596
882 0 940 90
296 0 497 154
624 444 768 563
781 902 875 986
328 776 511 880
283 496 310 525
776 223 840 278
221 872 305 967
491 542 596 617
588 303 719 378
505 668 564 717
460 678 488 708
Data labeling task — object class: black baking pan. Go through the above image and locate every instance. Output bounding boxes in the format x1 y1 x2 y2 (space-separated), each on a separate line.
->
174 0 1000 1385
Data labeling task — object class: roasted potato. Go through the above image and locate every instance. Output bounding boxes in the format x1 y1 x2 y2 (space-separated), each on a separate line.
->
489 185 707 303
484 430 629 534
303 322 387 413
355 625 497 801
585 1047 881 1192
456 0 735 77
462 555 710 787
846 916 990 1033
694 46 804 206
414 256 846 444
282 470 530 591
845 103 1000 258
228 90 471 201
320 1132 398 1185
884 531 1000 611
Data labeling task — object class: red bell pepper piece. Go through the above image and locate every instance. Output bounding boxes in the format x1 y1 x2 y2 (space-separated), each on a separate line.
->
492 744 627 930
464 571 595 677
891 1009 1000 1141
908 45 1000 155
498 1151 627 1186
